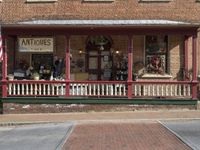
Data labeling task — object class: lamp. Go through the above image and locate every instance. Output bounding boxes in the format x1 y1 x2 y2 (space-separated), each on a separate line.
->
99 45 104 51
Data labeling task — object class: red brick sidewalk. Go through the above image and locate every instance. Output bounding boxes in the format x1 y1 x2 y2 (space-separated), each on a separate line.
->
63 122 191 150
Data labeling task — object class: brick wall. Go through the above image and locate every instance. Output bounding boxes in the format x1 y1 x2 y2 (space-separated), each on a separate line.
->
0 0 200 23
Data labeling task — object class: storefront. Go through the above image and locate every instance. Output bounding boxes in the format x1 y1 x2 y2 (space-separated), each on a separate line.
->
0 20 199 100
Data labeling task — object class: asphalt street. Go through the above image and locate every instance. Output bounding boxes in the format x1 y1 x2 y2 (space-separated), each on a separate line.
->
161 120 200 150
0 122 74 150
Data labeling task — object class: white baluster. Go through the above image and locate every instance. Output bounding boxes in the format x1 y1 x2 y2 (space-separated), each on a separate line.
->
174 85 177 96
134 85 137 96
72 84 74 95
26 84 29 95
114 84 117 96
152 85 155 96
123 84 126 96
143 85 146 96
17 84 20 95
161 85 164 96
106 84 108 96
183 84 186 96
35 84 38 95
8 83 12 95
56 84 59 95
138 85 141 96
110 85 113 96
170 85 173 96
119 84 122 96
178 84 182 96
188 85 191 96
21 84 24 95
97 84 99 96
38 84 41 95
13 84 16 95
102 84 104 96
43 84 46 95
166 85 168 96
156 85 159 96
93 84 96 95
30 84 33 95
89 84 91 96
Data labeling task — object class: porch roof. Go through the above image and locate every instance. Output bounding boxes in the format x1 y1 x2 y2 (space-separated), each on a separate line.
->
17 19 198 27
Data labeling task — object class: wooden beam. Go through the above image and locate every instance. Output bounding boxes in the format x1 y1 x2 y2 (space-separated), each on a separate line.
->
65 35 70 97
128 35 133 99
192 34 198 100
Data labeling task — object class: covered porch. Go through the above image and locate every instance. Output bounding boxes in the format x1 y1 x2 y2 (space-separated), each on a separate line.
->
1 20 199 100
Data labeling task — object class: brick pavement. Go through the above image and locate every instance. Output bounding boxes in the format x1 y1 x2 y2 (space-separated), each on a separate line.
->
63 122 191 150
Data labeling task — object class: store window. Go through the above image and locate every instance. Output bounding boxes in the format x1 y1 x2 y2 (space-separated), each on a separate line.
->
145 35 168 75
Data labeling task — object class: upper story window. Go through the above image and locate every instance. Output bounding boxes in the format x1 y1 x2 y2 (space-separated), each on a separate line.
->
145 35 168 75
26 0 57 3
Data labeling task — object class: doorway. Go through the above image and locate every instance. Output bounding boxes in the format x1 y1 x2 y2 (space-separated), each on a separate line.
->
86 36 112 80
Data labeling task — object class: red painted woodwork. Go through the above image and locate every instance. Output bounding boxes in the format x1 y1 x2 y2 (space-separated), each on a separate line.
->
65 35 70 97
128 35 133 99
192 35 198 100
2 36 7 98
184 35 189 80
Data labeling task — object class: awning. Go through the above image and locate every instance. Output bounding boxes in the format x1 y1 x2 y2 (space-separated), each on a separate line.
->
17 19 198 27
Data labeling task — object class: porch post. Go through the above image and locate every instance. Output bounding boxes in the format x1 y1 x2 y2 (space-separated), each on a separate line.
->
65 35 70 97
184 35 189 80
192 34 198 100
128 35 133 99
2 35 7 98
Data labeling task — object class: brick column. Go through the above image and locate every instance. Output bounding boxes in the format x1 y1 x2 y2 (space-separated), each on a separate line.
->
127 35 133 99
65 35 70 97
192 34 198 100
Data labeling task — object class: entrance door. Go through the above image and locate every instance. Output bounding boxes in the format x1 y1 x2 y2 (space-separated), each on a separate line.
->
86 36 112 80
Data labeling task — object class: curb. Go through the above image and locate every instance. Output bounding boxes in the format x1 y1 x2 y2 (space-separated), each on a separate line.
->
0 121 65 127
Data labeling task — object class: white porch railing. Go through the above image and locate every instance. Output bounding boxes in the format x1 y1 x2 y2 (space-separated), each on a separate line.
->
132 81 192 98
6 80 193 99
70 82 127 97
8 80 66 96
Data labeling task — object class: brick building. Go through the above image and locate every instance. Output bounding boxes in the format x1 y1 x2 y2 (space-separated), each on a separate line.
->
0 0 199 102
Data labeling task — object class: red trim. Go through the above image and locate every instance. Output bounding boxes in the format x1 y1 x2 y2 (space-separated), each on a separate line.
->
2 36 7 98
192 35 198 99
65 35 70 97
128 35 133 99
184 35 189 80
3 27 197 36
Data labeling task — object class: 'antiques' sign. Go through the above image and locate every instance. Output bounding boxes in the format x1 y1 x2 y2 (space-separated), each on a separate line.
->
18 38 53 52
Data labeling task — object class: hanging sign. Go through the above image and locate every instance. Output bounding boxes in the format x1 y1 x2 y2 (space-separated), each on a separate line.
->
18 37 53 52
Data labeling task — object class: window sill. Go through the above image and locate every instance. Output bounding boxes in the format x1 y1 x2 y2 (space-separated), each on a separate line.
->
141 74 172 79
26 0 57 3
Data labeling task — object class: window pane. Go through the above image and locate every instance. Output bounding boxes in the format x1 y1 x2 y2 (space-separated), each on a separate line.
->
145 35 168 75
